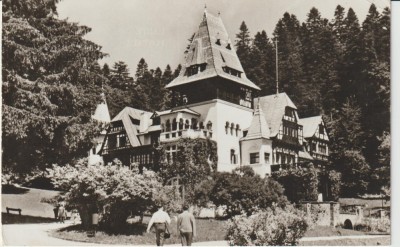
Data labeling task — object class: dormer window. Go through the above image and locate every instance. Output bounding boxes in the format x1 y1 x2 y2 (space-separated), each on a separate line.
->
226 43 231 50
284 107 296 122
222 66 242 78
216 39 221 45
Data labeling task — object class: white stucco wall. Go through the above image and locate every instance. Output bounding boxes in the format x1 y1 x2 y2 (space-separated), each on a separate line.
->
160 99 253 173
240 138 273 177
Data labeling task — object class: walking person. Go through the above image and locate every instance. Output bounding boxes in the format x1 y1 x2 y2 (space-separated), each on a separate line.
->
146 204 171 246
177 204 196 246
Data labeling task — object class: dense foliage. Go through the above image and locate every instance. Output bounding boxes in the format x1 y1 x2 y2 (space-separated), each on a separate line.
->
2 0 106 173
235 4 390 195
47 158 163 231
203 167 288 218
159 138 218 203
226 205 308 246
272 164 319 203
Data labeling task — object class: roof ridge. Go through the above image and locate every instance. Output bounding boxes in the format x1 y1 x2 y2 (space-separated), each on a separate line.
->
204 12 219 76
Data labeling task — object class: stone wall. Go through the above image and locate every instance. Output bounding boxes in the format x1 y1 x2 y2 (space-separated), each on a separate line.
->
301 202 340 226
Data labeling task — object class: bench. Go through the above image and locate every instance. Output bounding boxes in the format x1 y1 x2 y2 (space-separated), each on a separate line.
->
6 207 22 215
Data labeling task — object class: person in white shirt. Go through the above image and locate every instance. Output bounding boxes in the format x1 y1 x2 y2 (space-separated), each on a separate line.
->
147 205 171 246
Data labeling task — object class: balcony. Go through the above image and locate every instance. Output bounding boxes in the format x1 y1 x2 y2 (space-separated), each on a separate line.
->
311 152 329 161
160 129 212 142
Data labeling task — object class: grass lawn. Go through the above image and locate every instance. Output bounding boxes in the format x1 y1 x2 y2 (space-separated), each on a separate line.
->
50 216 228 245
299 236 390 246
50 218 373 245
2 185 60 219
304 226 366 238
2 213 56 224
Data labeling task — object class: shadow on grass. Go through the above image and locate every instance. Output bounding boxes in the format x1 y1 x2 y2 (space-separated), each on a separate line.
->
58 222 147 236
2 213 56 224
1 184 30 194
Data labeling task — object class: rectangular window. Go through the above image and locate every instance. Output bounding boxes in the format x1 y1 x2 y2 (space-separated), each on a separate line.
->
250 153 259 164
264 153 270 164
319 124 324 135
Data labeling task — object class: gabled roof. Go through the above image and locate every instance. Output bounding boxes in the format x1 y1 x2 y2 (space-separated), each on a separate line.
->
166 11 260 90
299 116 323 138
241 103 270 141
111 107 152 147
258 93 298 137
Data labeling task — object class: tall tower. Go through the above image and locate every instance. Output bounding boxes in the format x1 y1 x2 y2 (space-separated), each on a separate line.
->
160 10 260 172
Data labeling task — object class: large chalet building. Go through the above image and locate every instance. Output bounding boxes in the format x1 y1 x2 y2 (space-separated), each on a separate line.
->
96 9 330 178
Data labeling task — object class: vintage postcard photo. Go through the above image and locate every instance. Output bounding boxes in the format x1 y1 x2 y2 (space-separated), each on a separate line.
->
1 0 393 245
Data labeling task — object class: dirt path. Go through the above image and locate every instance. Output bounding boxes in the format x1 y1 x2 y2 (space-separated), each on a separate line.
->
2 223 101 246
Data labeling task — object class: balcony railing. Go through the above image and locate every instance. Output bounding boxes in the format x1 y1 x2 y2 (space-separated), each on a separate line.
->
311 152 329 161
160 129 212 142
102 143 132 154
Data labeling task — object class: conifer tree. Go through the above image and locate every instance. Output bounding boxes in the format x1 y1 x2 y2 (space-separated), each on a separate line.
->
272 13 305 108
247 31 275 95
235 21 252 71
2 0 108 173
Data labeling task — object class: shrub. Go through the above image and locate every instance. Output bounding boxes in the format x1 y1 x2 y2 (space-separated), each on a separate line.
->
226 205 308 246
272 164 319 203
47 158 163 232
327 170 341 201
209 171 288 218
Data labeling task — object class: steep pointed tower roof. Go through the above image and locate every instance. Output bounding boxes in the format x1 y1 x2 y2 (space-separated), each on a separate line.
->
166 10 260 90
92 93 111 123
241 101 270 141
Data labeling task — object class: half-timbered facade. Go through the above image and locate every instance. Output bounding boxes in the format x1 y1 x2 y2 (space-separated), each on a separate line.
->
298 116 330 165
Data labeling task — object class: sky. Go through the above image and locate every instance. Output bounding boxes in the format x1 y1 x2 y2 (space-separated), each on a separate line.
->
57 0 390 73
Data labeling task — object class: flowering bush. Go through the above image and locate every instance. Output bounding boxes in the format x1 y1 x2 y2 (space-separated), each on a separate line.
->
226 205 308 246
47 158 163 231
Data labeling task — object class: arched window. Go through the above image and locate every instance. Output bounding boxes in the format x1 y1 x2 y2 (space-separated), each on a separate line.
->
161 123 165 132
230 149 237 164
225 122 230 134
236 124 240 137
185 119 190 129
230 123 235 135
166 119 171 132
207 121 212 131
172 118 177 131
191 118 198 130
179 118 184 130
199 121 204 129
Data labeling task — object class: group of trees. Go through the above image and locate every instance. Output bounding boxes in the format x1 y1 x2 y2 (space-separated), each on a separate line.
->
2 0 180 175
235 4 390 195
101 59 181 116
